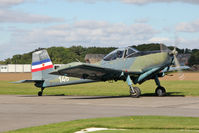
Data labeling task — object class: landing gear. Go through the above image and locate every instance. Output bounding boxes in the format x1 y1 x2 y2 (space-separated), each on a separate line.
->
38 87 45 96
126 75 141 98
38 91 43 96
155 86 166 96
130 86 141 98
154 75 166 96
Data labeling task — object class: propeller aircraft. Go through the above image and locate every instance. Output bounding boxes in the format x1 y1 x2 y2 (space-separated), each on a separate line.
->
16 45 188 97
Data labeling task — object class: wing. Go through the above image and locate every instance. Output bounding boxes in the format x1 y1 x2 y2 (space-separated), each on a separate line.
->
135 67 161 84
135 65 190 84
161 66 190 73
50 62 121 81
50 62 140 81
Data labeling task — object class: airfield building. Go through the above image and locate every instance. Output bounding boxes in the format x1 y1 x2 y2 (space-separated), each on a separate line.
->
177 54 191 66
0 64 64 73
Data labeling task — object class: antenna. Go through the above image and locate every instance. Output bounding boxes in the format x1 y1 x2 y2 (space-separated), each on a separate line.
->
75 58 80 62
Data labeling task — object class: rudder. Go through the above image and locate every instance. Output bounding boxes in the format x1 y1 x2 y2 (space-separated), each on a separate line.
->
32 50 54 80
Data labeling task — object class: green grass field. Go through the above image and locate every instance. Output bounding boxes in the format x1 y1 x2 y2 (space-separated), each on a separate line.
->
0 80 199 96
5 116 199 133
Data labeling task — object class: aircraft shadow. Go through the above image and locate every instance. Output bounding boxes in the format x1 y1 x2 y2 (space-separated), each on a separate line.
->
142 92 185 97
19 92 184 98
66 92 185 99
19 94 65 97
19 95 39 97
66 95 130 100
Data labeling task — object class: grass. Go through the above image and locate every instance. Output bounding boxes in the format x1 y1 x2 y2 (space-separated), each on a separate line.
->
0 80 199 96
92 129 199 133
5 116 199 133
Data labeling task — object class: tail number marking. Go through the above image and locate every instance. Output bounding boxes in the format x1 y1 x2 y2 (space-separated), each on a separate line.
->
59 76 69 83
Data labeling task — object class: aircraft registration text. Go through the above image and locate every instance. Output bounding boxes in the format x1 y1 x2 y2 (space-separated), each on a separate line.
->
59 76 69 83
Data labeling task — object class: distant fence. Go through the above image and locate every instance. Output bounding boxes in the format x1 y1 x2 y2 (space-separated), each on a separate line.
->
0 64 64 73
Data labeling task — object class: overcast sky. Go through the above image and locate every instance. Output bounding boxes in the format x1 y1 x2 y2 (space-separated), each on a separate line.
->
0 0 199 60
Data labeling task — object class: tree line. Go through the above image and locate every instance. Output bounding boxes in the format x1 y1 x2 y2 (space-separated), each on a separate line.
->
0 46 116 64
0 43 198 66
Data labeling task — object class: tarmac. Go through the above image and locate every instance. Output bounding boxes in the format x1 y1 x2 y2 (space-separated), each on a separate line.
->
0 95 199 132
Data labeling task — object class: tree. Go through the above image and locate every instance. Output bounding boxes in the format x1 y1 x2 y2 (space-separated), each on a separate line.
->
189 50 199 66
132 43 161 51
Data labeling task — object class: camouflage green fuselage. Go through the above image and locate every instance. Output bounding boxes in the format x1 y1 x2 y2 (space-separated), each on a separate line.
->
99 51 172 73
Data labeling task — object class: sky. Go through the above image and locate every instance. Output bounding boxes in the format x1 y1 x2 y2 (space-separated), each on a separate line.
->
0 0 199 60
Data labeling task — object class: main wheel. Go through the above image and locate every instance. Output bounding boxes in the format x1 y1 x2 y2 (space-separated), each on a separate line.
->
38 91 43 96
130 87 141 98
155 86 166 96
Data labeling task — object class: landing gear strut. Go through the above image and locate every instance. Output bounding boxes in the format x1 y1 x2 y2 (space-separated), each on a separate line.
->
154 75 166 96
126 75 141 98
38 87 45 96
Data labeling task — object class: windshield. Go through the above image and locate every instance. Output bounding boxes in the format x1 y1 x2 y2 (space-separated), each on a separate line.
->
103 47 139 61
125 47 139 57
103 48 125 61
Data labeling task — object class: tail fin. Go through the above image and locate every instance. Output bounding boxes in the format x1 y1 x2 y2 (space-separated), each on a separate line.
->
32 50 54 80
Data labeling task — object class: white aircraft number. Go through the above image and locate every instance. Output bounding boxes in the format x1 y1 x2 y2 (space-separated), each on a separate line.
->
59 76 69 83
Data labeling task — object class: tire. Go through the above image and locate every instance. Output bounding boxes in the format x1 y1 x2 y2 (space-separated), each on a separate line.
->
155 86 166 96
38 91 43 96
130 87 141 98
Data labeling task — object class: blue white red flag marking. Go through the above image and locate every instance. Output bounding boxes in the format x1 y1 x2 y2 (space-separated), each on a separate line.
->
32 59 53 72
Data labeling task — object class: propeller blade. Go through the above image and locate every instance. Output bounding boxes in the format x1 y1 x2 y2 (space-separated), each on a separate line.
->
173 51 185 80
160 44 163 52
174 54 180 70
172 35 185 80
160 44 171 52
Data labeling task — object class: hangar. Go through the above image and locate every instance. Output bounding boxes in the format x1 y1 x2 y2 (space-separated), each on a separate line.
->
0 64 64 73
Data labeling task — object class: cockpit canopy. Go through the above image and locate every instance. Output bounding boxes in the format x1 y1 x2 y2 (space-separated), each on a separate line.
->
103 47 139 61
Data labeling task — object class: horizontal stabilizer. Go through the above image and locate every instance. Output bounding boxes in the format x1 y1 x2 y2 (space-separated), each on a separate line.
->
12 80 44 84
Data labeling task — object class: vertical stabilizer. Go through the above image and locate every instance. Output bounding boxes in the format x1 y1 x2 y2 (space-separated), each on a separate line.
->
32 50 54 80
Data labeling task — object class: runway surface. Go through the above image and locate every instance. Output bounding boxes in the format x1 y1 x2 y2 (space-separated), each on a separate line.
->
0 95 199 132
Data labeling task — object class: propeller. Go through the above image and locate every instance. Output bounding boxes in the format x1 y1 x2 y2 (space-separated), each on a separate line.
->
160 42 185 80
174 36 185 80
171 47 185 80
